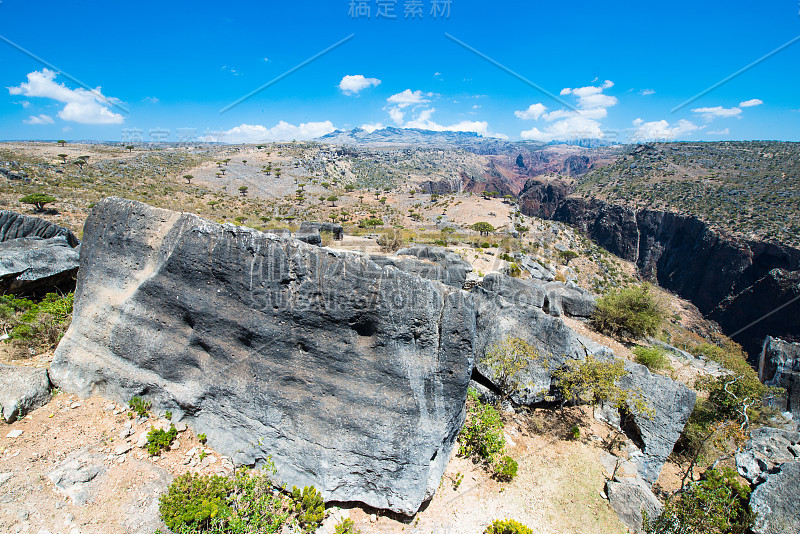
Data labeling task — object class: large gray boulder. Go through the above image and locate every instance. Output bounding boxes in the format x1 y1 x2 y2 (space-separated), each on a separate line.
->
759 337 800 421
736 427 800 484
0 235 80 295
749 460 800 534
606 477 663 534
0 364 51 422
50 198 475 515
617 362 696 484
0 210 79 247
299 221 344 240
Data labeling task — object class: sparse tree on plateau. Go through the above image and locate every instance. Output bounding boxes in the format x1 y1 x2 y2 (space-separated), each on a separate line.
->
327 195 338 207
183 175 193 184
57 140 66 147
57 154 68 164
20 193 56 212
73 159 86 172
472 222 495 236
126 145 134 152
238 185 248 197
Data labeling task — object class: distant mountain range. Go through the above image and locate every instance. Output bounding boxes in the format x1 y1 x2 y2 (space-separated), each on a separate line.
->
316 127 616 150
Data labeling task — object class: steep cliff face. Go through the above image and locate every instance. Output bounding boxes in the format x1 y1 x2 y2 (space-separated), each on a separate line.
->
519 179 800 358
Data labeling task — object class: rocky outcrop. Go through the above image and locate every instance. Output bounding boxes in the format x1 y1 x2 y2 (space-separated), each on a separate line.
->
605 477 662 534
0 364 51 423
0 210 79 247
736 427 800 484
298 222 344 241
384 246 473 288
518 179 800 359
50 198 475 516
758 337 800 421
470 273 694 483
0 235 80 295
749 460 800 534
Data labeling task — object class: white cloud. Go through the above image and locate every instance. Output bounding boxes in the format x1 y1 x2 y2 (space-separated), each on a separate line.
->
640 89 656 96
8 69 124 125
739 98 763 108
338 74 381 95
388 107 405 125
208 121 336 143
20 101 31 108
361 122 383 133
62 126 71 132
631 118 700 141
515 103 547 120
518 80 618 141
143 96 159 104
386 89 431 108
692 106 742 120
23 114 54 125
709 128 730 135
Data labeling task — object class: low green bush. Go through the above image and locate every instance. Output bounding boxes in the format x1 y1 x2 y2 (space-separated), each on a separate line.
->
147 424 178 456
290 486 325 533
1 292 74 354
458 390 506 464
128 396 151 417
484 519 533 534
633 346 670 371
333 518 361 534
591 284 665 340
644 468 752 534
494 455 518 482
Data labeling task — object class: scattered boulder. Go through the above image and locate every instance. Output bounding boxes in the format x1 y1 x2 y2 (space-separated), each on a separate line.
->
534 280 596 318
0 364 51 423
0 235 80 295
380 245 473 288
299 221 344 240
749 460 800 534
617 362 696 484
50 198 476 516
736 427 800 484
759 336 800 421
517 255 556 281
47 449 106 505
606 477 663 534
295 227 321 245
0 210 79 246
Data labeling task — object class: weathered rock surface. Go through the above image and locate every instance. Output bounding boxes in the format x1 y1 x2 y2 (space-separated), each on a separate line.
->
749 460 800 534
0 210 79 247
759 337 800 421
47 449 106 506
518 179 800 359
0 235 80 295
0 211 80 296
50 198 475 515
517 255 556 281
299 221 344 241
375 245 473 288
0 364 51 423
736 427 800 484
617 363 696 484
606 477 663 534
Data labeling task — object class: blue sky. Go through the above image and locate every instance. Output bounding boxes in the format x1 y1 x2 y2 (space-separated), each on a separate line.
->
1 0 798 143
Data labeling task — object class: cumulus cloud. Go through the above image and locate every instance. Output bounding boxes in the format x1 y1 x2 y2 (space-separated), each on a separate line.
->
208 121 336 143
8 69 124 124
386 89 431 108
739 99 763 108
23 114 55 125
692 106 742 120
640 89 656 96
518 80 618 141
631 118 700 141
514 103 547 120
339 74 381 95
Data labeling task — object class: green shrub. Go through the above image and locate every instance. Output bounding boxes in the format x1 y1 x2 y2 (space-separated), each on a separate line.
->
633 346 670 371
160 466 290 534
644 468 752 534
2 293 74 354
568 424 581 440
147 424 178 456
290 486 325 532
557 250 579 264
484 519 533 534
198 433 207 444
494 455 518 482
591 284 665 340
458 390 506 464
334 518 361 534
128 396 151 417
481 337 539 400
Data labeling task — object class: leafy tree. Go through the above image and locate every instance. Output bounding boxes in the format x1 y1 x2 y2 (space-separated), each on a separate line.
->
377 228 403 252
241 159 247 165
20 193 56 212
327 195 338 207
238 185 248 197
57 140 66 147
57 154 68 164
485 519 533 534
472 222 495 236
482 337 539 400
553 354 652 417
459 390 506 464
557 250 579 265
344 184 355 192
73 159 86 172
591 284 665 340
125 145 134 152
183 174 193 184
